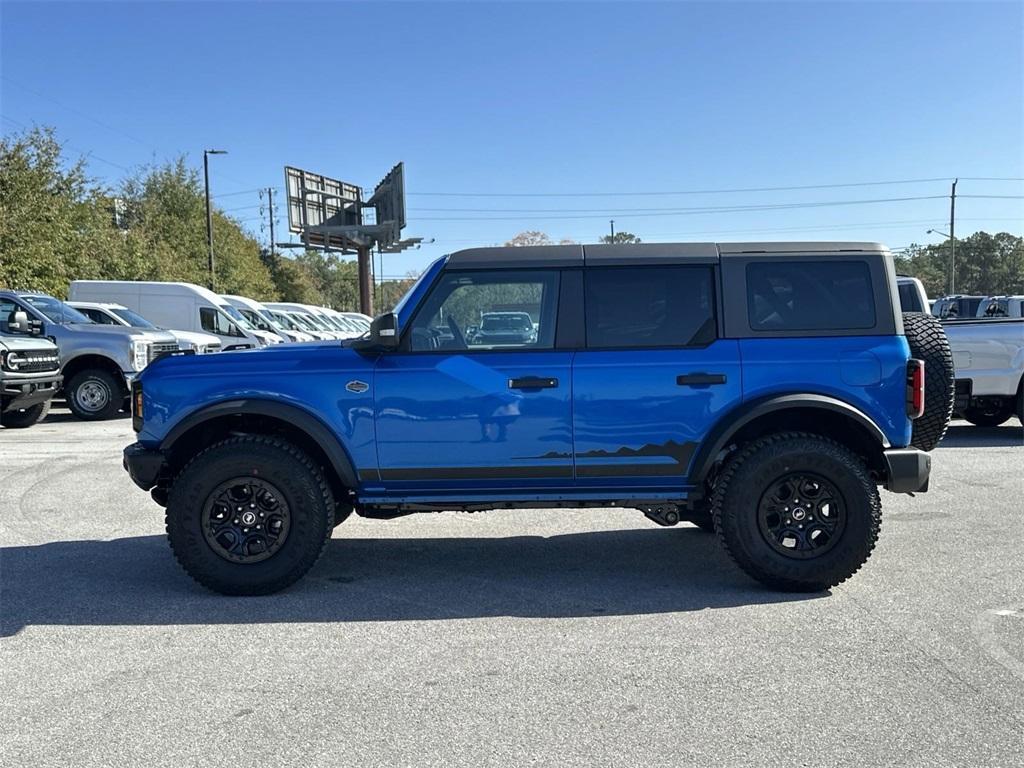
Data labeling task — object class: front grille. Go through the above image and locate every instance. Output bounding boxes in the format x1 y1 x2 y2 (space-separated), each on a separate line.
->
148 342 180 363
4 353 60 373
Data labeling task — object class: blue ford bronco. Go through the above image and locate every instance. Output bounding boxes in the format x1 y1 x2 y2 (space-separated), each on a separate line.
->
124 242 954 595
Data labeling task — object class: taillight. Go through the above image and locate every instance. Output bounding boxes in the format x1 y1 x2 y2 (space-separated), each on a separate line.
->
132 380 144 432
906 359 925 419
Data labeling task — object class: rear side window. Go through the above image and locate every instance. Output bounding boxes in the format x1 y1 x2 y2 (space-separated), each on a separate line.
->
746 261 876 331
898 282 923 313
585 266 716 348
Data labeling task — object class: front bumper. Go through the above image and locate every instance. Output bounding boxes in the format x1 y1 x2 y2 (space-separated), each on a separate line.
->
2 374 63 412
884 448 931 493
123 442 164 491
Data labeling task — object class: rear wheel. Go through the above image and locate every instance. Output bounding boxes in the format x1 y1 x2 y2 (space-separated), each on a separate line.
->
1 400 50 428
166 435 335 595
902 312 954 451
963 402 1014 427
65 369 122 421
711 433 881 592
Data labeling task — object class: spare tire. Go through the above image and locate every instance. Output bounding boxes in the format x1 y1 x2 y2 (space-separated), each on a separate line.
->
903 312 954 451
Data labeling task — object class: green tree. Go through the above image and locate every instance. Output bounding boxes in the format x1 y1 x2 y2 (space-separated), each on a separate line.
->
599 231 641 244
895 233 1023 296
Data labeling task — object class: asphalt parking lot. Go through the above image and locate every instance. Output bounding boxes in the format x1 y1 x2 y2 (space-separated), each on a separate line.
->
1 410 1022 767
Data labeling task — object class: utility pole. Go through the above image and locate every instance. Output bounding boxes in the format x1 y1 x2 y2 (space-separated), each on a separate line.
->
609 219 615 242
203 149 227 291
266 187 275 256
949 178 957 294
357 245 373 316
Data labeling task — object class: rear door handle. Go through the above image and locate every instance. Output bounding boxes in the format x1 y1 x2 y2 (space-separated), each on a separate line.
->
676 372 727 386
509 376 559 390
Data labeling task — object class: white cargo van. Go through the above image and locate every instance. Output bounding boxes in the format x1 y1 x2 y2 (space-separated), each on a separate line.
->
263 303 341 340
221 295 314 343
68 281 279 350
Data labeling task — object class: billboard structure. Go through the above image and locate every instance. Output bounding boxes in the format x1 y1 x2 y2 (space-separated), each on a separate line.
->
282 162 420 314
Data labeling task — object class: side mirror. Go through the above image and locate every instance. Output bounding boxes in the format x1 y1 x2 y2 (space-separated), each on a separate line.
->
7 310 37 335
353 312 399 352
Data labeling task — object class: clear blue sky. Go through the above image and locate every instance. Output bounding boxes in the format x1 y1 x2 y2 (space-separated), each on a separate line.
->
2 1 1022 278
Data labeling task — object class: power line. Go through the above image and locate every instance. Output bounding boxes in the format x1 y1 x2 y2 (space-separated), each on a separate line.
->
408 195 952 222
407 177 960 198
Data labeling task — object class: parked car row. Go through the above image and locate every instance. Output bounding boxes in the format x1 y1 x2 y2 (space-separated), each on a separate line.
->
896 277 1023 428
1 280 371 427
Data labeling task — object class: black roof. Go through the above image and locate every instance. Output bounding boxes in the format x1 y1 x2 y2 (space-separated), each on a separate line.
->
445 242 889 269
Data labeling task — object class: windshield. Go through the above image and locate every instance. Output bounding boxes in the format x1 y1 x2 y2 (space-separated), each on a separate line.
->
303 313 332 331
270 311 299 331
240 308 276 331
111 307 158 329
23 295 93 324
289 313 318 332
220 304 254 330
482 314 532 331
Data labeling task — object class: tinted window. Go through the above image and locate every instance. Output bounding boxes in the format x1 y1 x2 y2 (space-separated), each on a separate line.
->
408 270 558 351
585 266 715 348
898 282 923 313
82 308 119 325
747 261 876 331
200 307 244 337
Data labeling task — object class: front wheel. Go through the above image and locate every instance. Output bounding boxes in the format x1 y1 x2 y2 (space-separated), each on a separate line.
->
65 369 123 420
1 400 50 428
711 433 881 592
166 435 335 595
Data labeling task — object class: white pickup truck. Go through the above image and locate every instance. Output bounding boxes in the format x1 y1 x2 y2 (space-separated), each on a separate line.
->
943 318 1024 426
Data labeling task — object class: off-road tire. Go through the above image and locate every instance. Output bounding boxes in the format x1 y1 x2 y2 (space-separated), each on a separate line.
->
963 403 1014 428
711 432 881 592
1 400 50 428
65 369 122 421
902 312 954 451
687 507 716 533
166 435 335 595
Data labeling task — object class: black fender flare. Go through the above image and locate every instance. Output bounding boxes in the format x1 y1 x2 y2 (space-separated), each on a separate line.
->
689 393 890 487
160 398 358 488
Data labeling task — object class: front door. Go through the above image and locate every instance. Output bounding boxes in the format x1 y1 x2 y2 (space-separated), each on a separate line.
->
572 263 743 489
373 268 573 492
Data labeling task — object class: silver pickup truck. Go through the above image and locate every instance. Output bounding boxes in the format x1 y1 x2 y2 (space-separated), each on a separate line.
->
1 290 180 421
944 318 1024 426
0 327 62 428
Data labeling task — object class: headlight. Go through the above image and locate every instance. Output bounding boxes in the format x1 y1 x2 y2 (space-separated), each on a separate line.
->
179 340 196 352
131 340 151 371
1 350 14 371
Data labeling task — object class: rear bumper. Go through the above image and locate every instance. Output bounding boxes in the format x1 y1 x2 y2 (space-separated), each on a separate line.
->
884 448 931 493
123 442 164 491
2 374 63 412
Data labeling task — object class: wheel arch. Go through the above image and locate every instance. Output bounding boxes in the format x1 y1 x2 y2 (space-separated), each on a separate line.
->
61 353 127 392
691 394 890 488
159 399 359 498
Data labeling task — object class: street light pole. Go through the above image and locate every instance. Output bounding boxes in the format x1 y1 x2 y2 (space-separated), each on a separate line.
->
203 149 227 291
949 178 957 294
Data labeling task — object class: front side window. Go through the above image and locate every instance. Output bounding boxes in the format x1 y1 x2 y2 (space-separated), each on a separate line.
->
585 266 715 348
80 308 117 325
747 261 876 332
407 270 559 352
200 307 244 337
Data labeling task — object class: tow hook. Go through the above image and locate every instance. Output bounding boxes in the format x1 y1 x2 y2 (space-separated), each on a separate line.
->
640 504 681 527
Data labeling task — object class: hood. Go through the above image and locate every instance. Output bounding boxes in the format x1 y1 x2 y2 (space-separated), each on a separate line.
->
251 329 284 345
64 323 177 344
140 339 360 384
0 334 60 353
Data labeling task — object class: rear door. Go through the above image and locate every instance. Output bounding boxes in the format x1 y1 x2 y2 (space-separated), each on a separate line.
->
572 254 742 489
372 267 574 492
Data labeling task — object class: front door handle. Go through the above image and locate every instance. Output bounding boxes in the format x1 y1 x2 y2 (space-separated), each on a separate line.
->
509 376 559 390
677 372 727 386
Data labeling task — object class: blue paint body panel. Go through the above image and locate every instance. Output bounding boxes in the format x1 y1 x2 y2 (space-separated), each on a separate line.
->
572 341 743 484
738 336 912 447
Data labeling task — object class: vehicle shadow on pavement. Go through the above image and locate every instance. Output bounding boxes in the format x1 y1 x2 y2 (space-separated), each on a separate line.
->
0 527 822 636
938 424 1023 448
